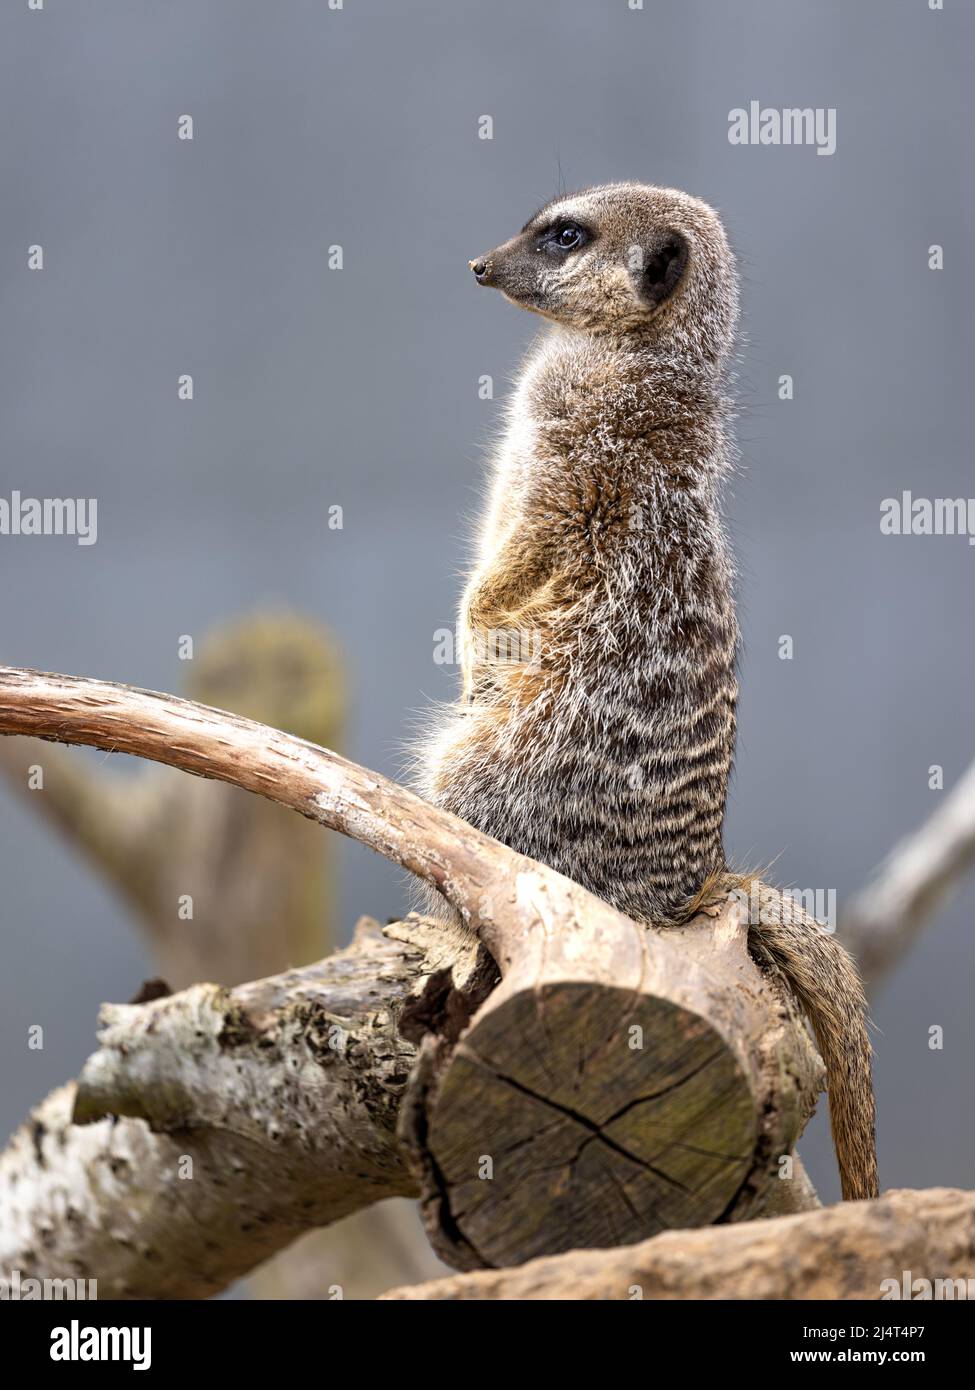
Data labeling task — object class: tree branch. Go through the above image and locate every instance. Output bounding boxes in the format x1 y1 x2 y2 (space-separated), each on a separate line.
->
0 663 550 962
843 757 975 980
381 1188 975 1300
0 917 475 1298
0 665 825 1285
398 893 823 1269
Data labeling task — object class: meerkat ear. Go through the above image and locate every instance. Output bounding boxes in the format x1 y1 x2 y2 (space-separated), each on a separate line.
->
637 232 689 309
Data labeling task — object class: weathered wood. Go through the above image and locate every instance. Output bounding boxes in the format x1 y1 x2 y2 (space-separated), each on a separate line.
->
0 627 450 1297
381 1188 975 1301
0 665 826 1277
0 918 476 1298
399 890 823 1268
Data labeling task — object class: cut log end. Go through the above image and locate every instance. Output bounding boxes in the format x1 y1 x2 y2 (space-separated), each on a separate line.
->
421 982 757 1268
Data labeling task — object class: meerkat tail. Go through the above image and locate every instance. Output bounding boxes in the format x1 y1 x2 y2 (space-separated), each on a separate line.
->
724 874 879 1201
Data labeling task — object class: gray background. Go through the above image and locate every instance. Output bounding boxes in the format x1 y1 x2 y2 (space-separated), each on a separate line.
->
1 0 972 1207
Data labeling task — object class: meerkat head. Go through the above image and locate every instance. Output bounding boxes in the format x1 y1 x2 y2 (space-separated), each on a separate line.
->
469 182 738 360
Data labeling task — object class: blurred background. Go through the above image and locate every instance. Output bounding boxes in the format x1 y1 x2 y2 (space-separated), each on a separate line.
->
0 0 972 1270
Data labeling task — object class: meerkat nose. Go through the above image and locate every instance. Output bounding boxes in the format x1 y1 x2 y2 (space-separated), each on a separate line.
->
470 259 489 282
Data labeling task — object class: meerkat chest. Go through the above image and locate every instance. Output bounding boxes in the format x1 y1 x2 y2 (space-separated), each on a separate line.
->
475 415 541 565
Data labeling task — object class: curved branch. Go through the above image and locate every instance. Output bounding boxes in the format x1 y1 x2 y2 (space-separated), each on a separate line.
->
0 664 561 965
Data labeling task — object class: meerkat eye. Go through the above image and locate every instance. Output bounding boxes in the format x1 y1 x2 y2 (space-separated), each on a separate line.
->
538 221 590 256
554 222 585 250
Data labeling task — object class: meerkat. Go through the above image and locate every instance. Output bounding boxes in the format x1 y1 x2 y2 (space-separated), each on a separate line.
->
413 182 878 1202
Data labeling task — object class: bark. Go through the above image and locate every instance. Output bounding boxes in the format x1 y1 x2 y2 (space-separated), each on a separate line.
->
0 625 448 1298
0 917 474 1298
0 907 820 1295
381 1188 975 1300
0 665 825 1286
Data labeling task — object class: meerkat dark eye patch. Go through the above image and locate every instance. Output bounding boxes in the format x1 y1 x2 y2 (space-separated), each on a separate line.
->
639 234 688 308
536 220 591 256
